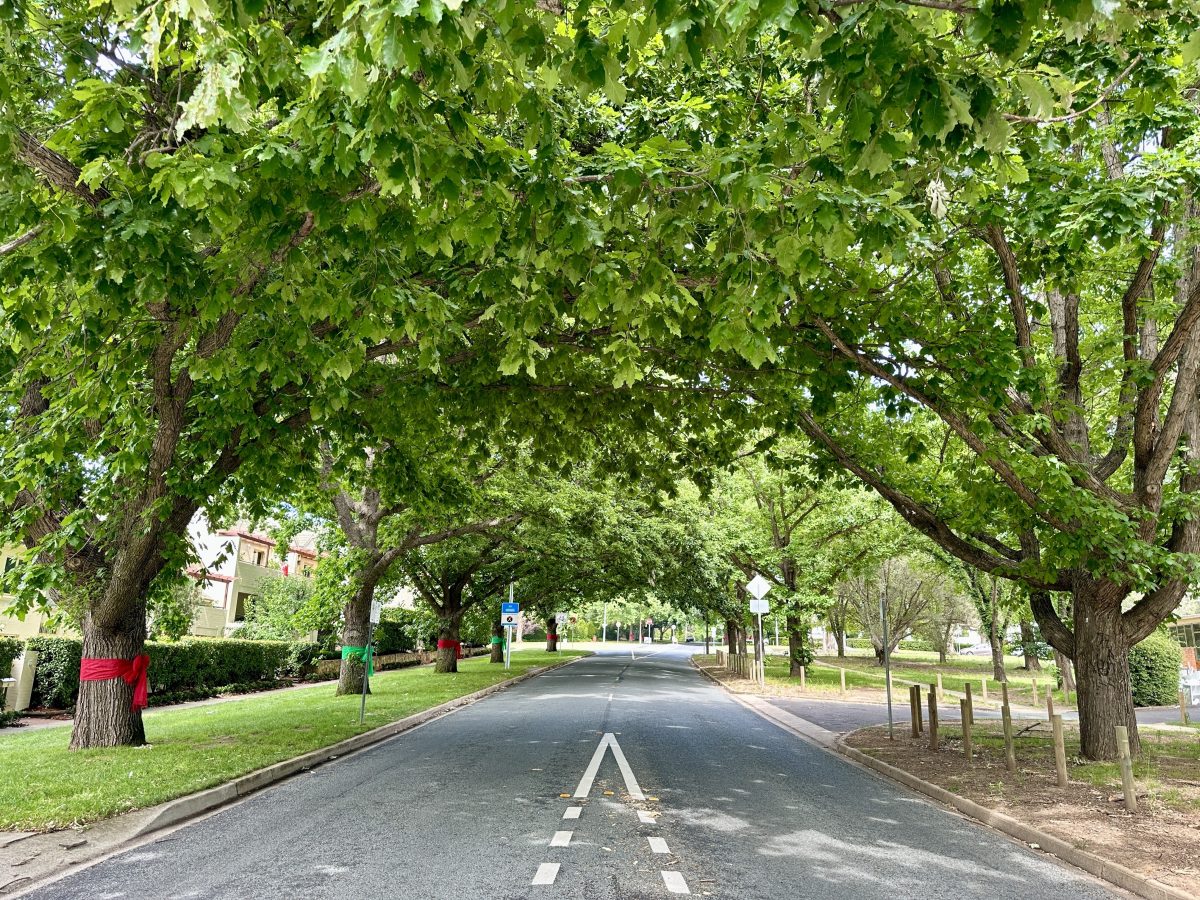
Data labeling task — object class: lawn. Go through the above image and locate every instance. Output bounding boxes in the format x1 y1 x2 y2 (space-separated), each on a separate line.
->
0 649 580 832
701 648 1066 707
811 650 1064 707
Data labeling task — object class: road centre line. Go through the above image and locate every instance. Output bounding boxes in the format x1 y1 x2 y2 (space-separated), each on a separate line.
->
637 811 656 824
662 871 690 894
648 837 670 854
532 863 559 886
573 733 645 800
550 830 572 847
563 807 582 820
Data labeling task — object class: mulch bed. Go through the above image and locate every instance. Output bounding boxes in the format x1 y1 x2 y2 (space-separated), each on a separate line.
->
846 722 1200 896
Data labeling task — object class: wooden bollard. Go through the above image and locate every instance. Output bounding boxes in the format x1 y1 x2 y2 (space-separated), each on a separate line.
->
1032 678 1039 706
936 673 944 701
964 682 974 726
1051 714 1068 788
960 698 972 762
1001 681 1010 709
1181 691 1190 726
915 684 923 734
799 666 806 690
981 678 988 702
928 691 939 750
1046 692 1055 722
909 686 920 738
1001 703 1016 774
840 668 846 693
1115 725 1137 813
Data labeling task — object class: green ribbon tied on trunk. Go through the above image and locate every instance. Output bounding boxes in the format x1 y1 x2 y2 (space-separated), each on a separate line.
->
341 645 375 677
490 636 503 645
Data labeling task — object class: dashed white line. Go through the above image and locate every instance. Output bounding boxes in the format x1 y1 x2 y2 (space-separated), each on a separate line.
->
637 811 657 824
550 830 573 847
532 863 560 885
563 807 582 820
662 871 690 894
648 837 670 854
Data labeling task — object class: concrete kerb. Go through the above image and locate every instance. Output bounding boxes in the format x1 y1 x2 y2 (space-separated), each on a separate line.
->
694 659 1195 900
3 653 587 898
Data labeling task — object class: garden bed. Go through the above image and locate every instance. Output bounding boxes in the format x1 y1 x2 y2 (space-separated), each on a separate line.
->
845 721 1200 896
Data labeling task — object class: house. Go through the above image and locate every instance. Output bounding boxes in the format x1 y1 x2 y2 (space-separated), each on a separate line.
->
1169 613 1199 670
0 545 56 639
186 517 319 637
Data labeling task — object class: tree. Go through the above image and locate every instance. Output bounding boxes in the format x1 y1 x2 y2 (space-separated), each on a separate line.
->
841 557 937 665
913 576 973 664
237 575 317 643
963 568 1016 683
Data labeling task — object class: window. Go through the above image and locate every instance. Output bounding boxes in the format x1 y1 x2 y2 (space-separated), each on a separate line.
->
3 557 17 573
253 549 265 567
234 592 252 621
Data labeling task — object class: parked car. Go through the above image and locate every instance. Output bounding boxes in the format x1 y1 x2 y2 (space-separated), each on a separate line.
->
959 642 994 657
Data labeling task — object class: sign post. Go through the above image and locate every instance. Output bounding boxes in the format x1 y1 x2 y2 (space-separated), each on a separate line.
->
746 575 772 686
501 586 519 672
360 599 382 725
880 596 894 741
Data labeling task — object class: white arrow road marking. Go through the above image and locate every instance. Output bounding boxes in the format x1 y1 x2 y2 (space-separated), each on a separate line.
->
550 831 572 847
662 871 690 894
532 863 559 886
573 733 645 800
648 837 670 854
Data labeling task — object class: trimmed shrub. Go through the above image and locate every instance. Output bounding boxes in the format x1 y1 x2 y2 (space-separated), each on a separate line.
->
846 638 873 649
26 637 82 709
898 637 935 653
1129 631 1182 707
26 637 307 709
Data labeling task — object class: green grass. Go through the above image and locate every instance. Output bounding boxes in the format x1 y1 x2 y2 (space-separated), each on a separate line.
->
0 649 581 832
811 651 1064 707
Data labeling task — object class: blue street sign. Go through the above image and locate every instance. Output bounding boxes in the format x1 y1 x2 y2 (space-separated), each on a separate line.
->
501 602 519 614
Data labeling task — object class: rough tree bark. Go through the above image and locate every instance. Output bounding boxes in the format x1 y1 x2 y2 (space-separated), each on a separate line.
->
1019 619 1042 671
70 606 148 750
786 614 807 676
490 621 504 663
988 616 1008 683
435 615 462 673
336 579 377 696
546 616 559 652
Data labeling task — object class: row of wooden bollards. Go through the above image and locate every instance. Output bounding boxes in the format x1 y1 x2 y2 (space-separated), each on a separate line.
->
716 650 759 683
908 682 1142 814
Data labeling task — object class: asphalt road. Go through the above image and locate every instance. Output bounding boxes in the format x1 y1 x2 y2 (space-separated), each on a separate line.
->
29 646 1120 899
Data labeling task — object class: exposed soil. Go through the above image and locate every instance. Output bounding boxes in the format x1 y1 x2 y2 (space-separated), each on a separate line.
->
846 722 1200 897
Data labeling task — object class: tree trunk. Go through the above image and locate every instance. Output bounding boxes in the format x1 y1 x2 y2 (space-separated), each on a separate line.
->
336 579 376 696
546 617 559 652
726 619 737 654
435 617 461 673
833 626 845 657
1054 650 1076 693
988 615 1008 682
490 621 504 663
70 608 147 750
787 615 807 676
1019 620 1042 671
1073 583 1137 760
873 643 885 666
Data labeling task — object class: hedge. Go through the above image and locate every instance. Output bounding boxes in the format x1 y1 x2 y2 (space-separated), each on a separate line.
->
1129 631 1182 707
26 637 321 710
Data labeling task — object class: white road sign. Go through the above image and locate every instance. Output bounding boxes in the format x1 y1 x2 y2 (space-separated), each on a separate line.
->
369 600 383 624
746 574 772 600
501 612 519 628
749 596 770 614
556 612 568 625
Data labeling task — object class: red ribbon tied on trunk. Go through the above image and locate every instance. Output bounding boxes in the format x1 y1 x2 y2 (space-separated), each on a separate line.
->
436 639 463 659
80 654 151 710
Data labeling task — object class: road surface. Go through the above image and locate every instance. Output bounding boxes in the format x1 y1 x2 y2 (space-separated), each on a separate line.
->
28 646 1120 899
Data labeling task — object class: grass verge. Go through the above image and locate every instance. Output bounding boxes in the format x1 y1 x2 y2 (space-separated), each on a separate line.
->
0 649 581 832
